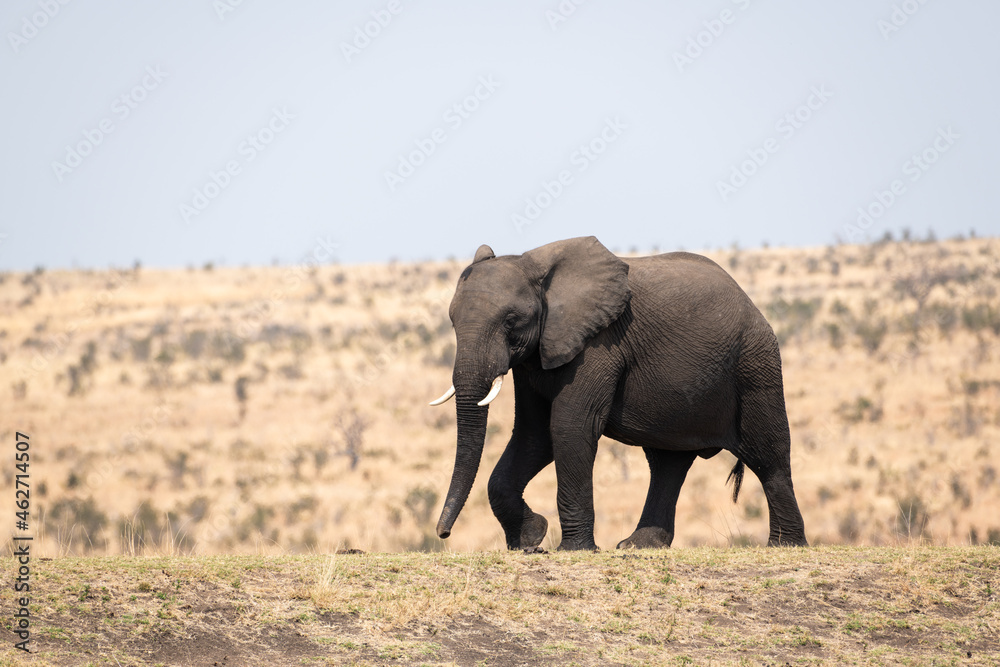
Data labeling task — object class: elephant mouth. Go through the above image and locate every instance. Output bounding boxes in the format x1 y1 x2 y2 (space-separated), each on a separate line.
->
428 374 505 408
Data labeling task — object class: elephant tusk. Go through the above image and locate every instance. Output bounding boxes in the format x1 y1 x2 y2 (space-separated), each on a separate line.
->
477 375 505 407
429 385 456 406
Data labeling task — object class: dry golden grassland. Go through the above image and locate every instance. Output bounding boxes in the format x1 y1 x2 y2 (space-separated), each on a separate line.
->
1 237 1000 556
0 547 997 665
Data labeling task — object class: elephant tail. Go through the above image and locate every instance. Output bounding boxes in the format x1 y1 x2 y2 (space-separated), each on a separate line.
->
727 459 745 503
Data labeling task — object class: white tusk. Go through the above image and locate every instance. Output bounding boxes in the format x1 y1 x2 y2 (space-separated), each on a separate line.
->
429 385 456 406
477 375 505 407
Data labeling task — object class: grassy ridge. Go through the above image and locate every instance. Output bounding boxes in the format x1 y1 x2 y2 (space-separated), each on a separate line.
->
2 546 998 665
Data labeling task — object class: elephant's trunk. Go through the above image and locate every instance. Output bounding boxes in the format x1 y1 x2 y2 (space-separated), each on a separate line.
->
436 337 508 540
436 390 489 539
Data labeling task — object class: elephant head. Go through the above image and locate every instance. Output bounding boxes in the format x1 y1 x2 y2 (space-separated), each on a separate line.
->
431 236 631 540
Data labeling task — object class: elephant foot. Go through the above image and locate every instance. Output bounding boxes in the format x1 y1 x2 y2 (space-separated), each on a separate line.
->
617 526 673 549
767 534 809 547
557 536 599 551
519 511 548 550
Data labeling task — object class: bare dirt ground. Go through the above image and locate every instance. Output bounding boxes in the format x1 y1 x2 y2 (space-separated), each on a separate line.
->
1 546 998 665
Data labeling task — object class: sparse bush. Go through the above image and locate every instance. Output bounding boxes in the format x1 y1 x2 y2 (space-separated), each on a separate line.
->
210 331 246 364
166 452 190 489
925 302 958 336
154 344 176 366
131 336 152 362
979 465 996 489
836 396 882 424
186 496 210 523
962 303 1000 335
313 446 330 476
950 474 971 509
831 299 851 318
895 495 929 540
961 378 1000 395
427 342 456 368
766 297 823 342
286 496 317 524
404 486 438 525
605 443 630 481
181 330 208 359
855 318 887 353
67 341 98 396
949 400 982 437
235 376 249 420
838 509 860 542
46 498 108 553
336 410 368 470
824 322 844 349
817 486 837 505
279 363 303 380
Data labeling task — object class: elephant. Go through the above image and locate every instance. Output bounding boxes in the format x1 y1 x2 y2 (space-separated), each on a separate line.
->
428 236 807 550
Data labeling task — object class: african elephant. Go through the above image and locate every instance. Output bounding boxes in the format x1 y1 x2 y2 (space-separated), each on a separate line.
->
429 236 807 550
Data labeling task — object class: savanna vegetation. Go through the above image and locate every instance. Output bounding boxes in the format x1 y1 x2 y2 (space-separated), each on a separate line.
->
3 236 998 555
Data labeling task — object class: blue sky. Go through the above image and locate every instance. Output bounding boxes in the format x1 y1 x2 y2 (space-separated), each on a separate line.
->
2 0 998 271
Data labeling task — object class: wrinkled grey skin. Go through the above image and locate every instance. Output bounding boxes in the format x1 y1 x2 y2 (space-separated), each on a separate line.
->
435 236 807 550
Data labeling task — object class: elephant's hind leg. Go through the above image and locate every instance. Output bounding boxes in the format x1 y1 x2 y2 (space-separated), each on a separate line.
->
617 448 697 549
735 386 808 547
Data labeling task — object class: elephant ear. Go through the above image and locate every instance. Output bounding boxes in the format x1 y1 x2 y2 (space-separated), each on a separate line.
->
473 245 495 263
522 236 630 370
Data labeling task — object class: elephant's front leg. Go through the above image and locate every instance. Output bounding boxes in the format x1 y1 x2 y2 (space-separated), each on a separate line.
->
487 373 553 550
488 434 552 550
549 402 606 551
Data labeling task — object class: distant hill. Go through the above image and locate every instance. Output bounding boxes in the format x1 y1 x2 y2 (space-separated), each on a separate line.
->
2 237 999 555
